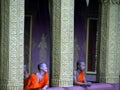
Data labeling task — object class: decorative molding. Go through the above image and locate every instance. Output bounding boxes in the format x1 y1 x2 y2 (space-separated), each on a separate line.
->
101 0 120 5
100 76 119 83
86 18 98 74
51 79 73 87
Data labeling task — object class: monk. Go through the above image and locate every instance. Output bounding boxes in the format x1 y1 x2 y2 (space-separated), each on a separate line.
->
73 61 91 87
24 63 49 90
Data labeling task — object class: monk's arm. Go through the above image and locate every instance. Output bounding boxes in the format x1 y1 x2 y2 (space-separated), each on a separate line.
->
73 71 83 85
73 71 90 86
41 73 49 90
74 77 89 86
84 76 92 86
84 76 87 83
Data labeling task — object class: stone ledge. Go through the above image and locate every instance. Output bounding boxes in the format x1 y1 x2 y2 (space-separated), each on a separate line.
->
47 83 115 90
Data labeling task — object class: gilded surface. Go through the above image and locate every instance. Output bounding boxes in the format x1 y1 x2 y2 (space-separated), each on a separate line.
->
100 1 119 83
0 0 24 89
51 0 74 87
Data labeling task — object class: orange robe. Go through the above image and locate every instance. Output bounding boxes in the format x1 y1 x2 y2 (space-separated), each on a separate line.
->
77 71 85 82
24 72 49 90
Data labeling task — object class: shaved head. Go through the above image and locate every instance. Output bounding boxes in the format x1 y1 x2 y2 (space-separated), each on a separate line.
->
38 63 47 72
77 61 85 71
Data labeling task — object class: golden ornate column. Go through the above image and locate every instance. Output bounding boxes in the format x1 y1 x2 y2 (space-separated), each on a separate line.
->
0 0 24 89
51 0 74 87
99 0 120 83
118 2 120 77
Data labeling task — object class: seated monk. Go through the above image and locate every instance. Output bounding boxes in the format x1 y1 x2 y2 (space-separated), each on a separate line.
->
73 61 91 87
24 63 49 90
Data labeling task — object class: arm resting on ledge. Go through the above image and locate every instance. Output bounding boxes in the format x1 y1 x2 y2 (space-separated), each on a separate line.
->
73 71 91 87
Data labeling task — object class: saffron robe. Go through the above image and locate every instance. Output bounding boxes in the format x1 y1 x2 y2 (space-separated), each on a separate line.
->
24 72 49 90
77 71 85 83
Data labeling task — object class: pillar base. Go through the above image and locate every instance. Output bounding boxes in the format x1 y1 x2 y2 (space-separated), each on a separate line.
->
0 85 23 90
51 79 73 87
100 76 119 83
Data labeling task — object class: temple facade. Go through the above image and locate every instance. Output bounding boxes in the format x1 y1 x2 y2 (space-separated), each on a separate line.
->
0 0 120 89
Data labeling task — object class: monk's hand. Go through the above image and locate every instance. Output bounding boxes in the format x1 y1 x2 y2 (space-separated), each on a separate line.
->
87 82 92 86
41 88 46 90
84 82 91 87
82 83 91 87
